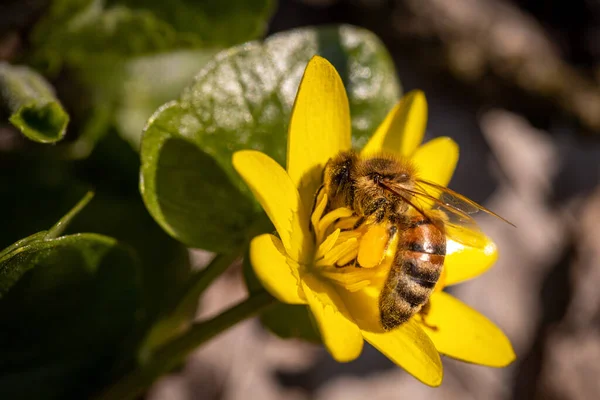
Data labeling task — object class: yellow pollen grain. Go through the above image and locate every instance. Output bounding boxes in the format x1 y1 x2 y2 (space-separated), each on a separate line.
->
357 224 389 268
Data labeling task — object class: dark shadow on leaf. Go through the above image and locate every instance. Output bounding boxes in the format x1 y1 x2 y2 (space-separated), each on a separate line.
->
0 237 140 399
154 136 255 251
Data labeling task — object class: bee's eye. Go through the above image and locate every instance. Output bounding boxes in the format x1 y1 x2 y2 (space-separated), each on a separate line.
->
370 173 382 183
332 165 350 186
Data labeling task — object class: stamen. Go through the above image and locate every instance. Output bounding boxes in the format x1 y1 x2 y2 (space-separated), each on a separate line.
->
337 230 362 242
336 246 358 266
320 265 376 292
309 186 386 295
316 208 353 244
316 237 358 267
311 191 328 234
333 215 361 231
315 228 340 261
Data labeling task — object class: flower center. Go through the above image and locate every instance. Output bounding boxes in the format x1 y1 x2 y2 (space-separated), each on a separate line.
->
309 190 389 292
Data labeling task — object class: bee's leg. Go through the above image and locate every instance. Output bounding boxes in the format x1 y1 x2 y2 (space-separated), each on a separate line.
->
351 216 365 230
309 184 325 232
363 197 388 223
335 258 363 268
418 301 439 331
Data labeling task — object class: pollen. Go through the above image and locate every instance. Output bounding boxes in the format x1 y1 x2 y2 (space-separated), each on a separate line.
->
310 190 382 292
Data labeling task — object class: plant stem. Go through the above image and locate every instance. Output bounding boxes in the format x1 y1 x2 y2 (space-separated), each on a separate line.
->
96 290 275 400
175 252 242 317
139 251 241 357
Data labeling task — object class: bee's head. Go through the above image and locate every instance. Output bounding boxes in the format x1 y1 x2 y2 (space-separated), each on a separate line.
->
349 155 415 217
360 155 414 188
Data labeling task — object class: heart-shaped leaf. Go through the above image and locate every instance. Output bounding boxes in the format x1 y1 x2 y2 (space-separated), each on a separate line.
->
0 134 191 327
141 25 401 250
0 233 140 399
0 190 141 398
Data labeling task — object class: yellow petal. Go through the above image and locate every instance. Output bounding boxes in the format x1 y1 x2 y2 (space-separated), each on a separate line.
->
233 150 311 263
361 90 427 158
287 56 351 212
421 292 515 367
411 137 458 187
250 234 306 305
302 274 364 362
362 319 443 387
444 237 498 286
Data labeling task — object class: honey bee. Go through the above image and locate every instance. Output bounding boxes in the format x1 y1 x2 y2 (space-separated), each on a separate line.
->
319 151 512 331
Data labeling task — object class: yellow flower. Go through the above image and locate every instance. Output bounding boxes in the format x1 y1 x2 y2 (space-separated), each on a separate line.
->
232 56 515 386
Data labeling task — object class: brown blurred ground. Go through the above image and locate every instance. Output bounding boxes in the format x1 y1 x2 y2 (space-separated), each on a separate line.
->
148 1 600 399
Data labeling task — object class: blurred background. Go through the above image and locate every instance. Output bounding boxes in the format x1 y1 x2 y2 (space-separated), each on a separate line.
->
2 0 600 399
149 1 600 399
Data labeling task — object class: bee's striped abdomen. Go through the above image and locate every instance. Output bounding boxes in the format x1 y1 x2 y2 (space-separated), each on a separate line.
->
379 216 446 331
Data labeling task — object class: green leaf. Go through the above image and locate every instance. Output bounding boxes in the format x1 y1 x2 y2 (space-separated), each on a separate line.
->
141 25 400 250
0 233 140 399
60 49 218 159
66 189 192 323
139 251 240 362
29 0 199 72
0 192 93 296
140 107 257 250
106 0 275 47
112 49 219 148
45 191 94 239
0 133 192 360
27 0 273 153
0 62 69 143
65 131 194 324
29 0 274 73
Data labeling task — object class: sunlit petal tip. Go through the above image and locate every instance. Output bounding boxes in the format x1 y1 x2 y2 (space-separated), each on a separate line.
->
362 319 443 387
492 344 517 368
250 234 306 305
485 239 498 257
362 89 428 158
287 56 351 211
232 150 310 262
444 236 498 286
423 292 516 367
411 136 459 187
302 275 364 362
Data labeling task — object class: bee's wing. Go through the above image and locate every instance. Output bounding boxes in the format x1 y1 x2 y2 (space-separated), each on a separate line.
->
414 180 515 226
406 188 487 248
381 179 512 249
